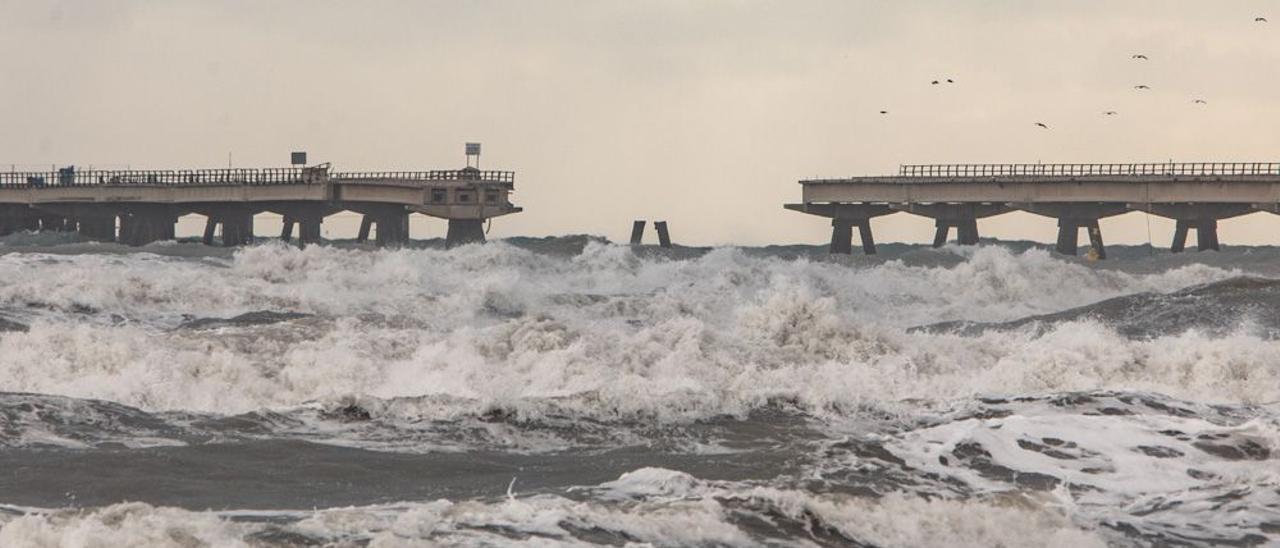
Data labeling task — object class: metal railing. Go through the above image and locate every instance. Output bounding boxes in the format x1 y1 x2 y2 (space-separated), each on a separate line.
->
333 170 515 183
0 168 317 188
0 167 514 189
897 163 1280 178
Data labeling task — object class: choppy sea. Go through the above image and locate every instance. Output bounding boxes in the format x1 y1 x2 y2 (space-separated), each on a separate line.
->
0 232 1277 547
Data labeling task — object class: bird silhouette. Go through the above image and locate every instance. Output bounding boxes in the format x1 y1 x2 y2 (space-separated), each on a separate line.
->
1134 85 1151 90
1103 111 1118 116
1256 17 1268 22
1132 54 1148 60
1193 99 1207 104
1035 122 1049 129
879 110 889 114
931 80 940 85
946 78 954 83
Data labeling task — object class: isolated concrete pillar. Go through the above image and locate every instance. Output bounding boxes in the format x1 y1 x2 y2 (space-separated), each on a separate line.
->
655 221 671 248
446 219 485 248
630 220 646 245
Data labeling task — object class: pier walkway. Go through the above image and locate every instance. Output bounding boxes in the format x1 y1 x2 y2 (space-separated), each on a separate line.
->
0 165 519 247
786 162 1280 258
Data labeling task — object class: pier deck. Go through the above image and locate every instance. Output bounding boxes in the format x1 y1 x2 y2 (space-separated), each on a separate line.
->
787 162 1280 257
0 165 520 247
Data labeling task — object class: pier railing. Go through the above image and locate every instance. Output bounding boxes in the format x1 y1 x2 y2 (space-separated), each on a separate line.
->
0 168 514 189
897 163 1280 178
332 170 515 183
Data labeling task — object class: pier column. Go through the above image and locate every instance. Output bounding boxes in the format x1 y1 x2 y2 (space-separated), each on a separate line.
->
375 211 409 247
655 221 671 248
446 219 485 248
1171 221 1189 253
629 221 646 245
203 217 217 245
357 216 373 243
829 219 853 254
119 208 177 247
219 211 255 247
1055 220 1079 256
280 216 296 242
1146 204 1246 253
1086 221 1105 259
896 203 1005 247
76 216 116 242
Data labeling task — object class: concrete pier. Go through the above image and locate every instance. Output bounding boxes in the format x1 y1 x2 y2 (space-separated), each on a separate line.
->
655 221 672 248
629 221 646 245
0 162 521 247
787 162 1280 257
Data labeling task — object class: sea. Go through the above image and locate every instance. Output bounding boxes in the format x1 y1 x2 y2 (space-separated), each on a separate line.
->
0 232 1276 547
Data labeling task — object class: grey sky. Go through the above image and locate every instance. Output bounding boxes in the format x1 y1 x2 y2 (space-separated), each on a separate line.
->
2 1 1278 245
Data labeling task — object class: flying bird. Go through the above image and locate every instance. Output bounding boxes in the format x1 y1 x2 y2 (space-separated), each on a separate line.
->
1035 122 1049 129
1256 17 1268 22
879 110 889 114
931 80 940 85
1193 99 1207 104
1103 111 1118 116
1134 85 1151 90
1132 54 1148 60
946 78 955 83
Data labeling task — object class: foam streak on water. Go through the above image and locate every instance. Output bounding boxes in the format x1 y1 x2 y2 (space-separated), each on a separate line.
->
0 237 1277 546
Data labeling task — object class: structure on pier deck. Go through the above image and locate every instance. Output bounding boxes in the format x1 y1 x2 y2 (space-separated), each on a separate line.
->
0 162 520 248
786 162 1280 258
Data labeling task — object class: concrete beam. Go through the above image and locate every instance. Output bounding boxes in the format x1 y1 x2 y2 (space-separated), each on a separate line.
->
785 202 895 220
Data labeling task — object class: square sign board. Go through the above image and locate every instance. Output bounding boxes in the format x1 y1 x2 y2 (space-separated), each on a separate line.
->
465 143 481 155
291 152 307 166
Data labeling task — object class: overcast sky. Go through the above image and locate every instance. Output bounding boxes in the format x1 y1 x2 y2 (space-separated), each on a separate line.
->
2 1 1278 245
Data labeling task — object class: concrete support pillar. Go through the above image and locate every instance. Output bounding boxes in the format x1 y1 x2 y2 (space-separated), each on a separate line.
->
1196 218 1219 251
77 216 116 242
119 210 176 247
298 218 322 245
203 217 217 245
630 220 646 245
373 210 409 247
1055 219 1079 256
1170 219 1219 252
1055 219 1107 258
830 219 875 255
280 216 296 242
218 211 255 247
857 219 876 254
932 221 950 248
446 219 485 248
956 219 979 245
1086 220 1105 259
655 221 671 248
1171 221 1189 253
357 216 373 243
830 219 853 254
